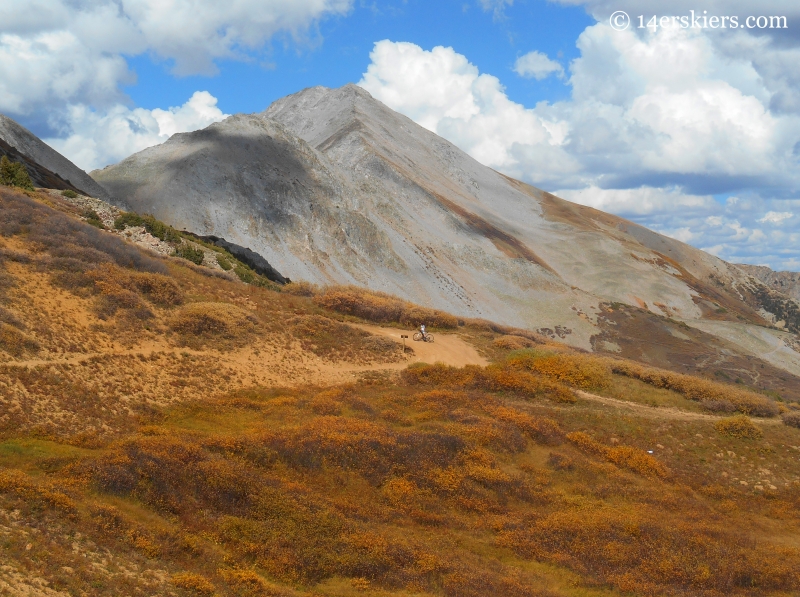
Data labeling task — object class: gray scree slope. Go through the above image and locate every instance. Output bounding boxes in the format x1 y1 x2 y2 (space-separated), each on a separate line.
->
0 114 113 201
92 84 797 359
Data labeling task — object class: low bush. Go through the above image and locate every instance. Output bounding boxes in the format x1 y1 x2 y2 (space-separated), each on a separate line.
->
113 211 144 230
174 242 205 265
506 351 612 390
606 358 778 416
781 411 800 429
402 362 576 404
170 302 257 341
0 155 34 191
61 189 78 199
215 253 232 270
493 335 536 351
82 208 104 228
566 431 668 477
114 211 182 243
283 280 319 296
314 285 459 328
0 322 39 356
714 415 763 439
171 572 215 595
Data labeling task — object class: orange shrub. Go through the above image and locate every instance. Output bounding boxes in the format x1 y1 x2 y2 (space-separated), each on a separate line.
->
606 358 778 417
170 302 257 339
493 335 536 350
499 504 799 595
714 415 763 439
402 362 575 403
0 322 39 356
282 280 319 296
506 351 611 390
314 285 458 328
89 264 184 306
0 468 77 515
171 572 215 595
566 432 668 477
783 411 800 429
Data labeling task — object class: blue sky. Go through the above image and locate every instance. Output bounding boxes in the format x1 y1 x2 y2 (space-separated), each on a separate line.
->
122 1 592 116
1 0 799 270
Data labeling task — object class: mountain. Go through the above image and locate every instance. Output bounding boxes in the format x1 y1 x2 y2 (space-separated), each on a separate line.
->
738 263 800 302
0 113 112 200
91 84 800 380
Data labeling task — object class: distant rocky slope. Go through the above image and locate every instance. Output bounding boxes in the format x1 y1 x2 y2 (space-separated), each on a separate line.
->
0 113 113 201
738 264 800 302
92 84 800 375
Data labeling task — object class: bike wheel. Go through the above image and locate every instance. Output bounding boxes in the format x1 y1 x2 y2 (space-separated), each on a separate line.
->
413 332 423 341
425 334 434 343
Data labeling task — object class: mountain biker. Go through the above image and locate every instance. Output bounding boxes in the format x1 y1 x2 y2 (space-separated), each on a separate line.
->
420 324 427 340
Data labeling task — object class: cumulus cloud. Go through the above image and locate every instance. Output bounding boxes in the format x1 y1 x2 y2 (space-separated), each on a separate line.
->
0 0 350 173
514 51 564 80
358 29 800 269
758 211 794 224
0 0 352 121
359 41 579 187
45 91 228 171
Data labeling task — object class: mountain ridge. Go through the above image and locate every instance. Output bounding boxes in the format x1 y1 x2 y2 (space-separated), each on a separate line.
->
87 83 800 375
0 114 114 201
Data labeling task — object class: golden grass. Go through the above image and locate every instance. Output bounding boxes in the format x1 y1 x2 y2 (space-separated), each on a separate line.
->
313 284 459 328
2 378 798 597
2 184 800 597
170 301 257 345
604 358 779 416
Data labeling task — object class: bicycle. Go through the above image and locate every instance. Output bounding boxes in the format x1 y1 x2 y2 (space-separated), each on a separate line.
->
412 332 435 343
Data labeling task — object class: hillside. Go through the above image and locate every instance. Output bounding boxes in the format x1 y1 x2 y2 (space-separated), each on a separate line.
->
739 264 800 303
2 185 800 596
91 84 800 383
0 114 113 202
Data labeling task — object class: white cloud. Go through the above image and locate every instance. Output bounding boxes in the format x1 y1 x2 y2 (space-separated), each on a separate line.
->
45 91 228 171
758 211 793 224
478 0 513 18
514 51 564 80
359 41 579 187
554 185 715 216
358 29 800 269
0 0 352 117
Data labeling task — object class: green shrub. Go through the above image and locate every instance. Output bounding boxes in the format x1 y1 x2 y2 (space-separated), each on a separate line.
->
174 243 205 265
234 264 254 283
61 189 78 199
0 155 34 191
114 212 181 243
113 212 144 230
216 254 232 270
141 214 181 243
82 209 104 229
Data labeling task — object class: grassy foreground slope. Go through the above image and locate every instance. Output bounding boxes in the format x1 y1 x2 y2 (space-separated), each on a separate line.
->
1 186 800 597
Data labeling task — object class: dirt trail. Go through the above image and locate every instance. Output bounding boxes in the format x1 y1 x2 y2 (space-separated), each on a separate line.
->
574 390 782 425
1 325 486 382
353 324 487 368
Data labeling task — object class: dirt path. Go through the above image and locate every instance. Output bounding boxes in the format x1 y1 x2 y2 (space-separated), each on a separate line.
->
353 324 487 368
574 390 782 425
1 325 486 382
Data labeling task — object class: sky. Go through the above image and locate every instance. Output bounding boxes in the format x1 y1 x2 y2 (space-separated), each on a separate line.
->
1 0 799 270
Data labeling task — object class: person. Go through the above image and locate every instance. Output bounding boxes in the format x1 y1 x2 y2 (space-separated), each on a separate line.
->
420 323 426 340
